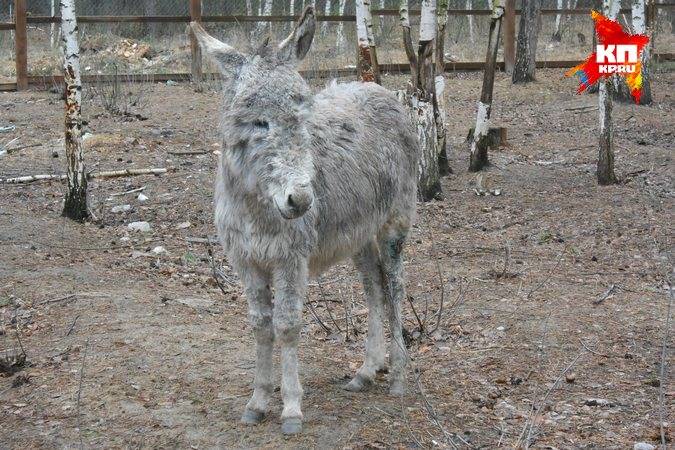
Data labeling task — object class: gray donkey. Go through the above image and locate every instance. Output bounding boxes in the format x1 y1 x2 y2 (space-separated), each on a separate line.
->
189 6 418 435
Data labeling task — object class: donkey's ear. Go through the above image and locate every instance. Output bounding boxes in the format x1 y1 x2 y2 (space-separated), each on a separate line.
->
188 22 246 75
278 6 316 64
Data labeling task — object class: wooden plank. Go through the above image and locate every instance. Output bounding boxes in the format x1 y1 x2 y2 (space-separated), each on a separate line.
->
190 0 202 83
15 8 648 27
0 23 15 30
0 54 670 92
14 0 28 90
503 0 516 73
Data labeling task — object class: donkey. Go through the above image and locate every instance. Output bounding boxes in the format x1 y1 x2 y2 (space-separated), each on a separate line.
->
189 6 418 435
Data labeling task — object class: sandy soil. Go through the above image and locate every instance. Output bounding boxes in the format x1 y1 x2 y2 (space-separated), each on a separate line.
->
0 69 673 449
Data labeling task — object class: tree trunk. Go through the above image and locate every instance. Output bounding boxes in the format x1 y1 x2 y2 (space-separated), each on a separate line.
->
408 0 441 201
255 0 273 36
246 0 252 16
512 0 541 83
356 0 380 83
615 0 652 104
503 0 516 73
61 0 88 221
436 0 449 175
323 0 332 35
469 0 504 172
400 0 418 89
466 0 475 43
597 0 618 185
336 0 347 50
50 0 58 48
552 0 564 41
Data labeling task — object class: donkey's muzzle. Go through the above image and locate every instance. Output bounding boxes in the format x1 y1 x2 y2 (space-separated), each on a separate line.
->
279 186 313 219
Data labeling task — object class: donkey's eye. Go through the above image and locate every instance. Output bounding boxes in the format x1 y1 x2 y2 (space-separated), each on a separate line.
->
252 120 269 130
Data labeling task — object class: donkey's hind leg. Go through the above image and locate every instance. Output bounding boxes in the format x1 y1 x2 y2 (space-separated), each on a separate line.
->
344 240 387 392
378 229 410 396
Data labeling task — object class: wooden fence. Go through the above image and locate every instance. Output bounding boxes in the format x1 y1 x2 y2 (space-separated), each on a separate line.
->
0 0 672 91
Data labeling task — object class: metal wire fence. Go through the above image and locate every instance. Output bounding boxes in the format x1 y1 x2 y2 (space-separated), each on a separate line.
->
0 1 673 87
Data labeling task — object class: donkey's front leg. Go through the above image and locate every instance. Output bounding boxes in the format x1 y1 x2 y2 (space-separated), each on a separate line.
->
240 264 274 425
273 259 307 435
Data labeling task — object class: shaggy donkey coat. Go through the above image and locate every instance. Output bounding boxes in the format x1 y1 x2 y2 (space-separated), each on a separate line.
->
189 6 418 435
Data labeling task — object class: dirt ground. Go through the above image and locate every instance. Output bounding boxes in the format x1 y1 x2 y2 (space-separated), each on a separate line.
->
0 68 673 449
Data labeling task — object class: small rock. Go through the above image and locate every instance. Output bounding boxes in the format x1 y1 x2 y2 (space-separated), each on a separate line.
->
127 221 151 232
152 246 167 255
565 372 576 383
175 221 191 230
137 193 149 202
633 443 655 450
166 80 178 86
111 204 132 214
496 326 505 332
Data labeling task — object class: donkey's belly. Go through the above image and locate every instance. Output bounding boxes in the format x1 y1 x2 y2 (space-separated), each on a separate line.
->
307 210 387 278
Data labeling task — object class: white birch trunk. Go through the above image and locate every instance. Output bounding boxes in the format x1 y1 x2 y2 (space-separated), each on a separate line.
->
632 0 652 104
50 0 57 48
597 0 617 184
466 0 474 43
255 0 273 36
401 0 442 200
420 0 437 41
553 0 564 41
323 0 332 35
336 0 347 51
246 0 253 16
60 0 88 220
356 0 379 82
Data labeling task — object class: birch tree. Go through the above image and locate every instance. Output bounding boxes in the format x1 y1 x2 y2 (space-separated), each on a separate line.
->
512 0 541 83
469 0 505 171
598 0 618 185
356 0 380 83
436 0 450 175
336 0 347 51
255 0 273 36
322 0 332 35
466 0 475 43
398 0 444 201
60 0 88 221
552 0 565 42
615 0 652 104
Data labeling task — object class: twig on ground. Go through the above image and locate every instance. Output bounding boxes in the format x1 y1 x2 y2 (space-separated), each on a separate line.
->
407 294 425 334
206 241 229 296
0 167 173 184
306 297 332 334
658 283 673 449
76 339 89 450
338 284 350 341
38 294 76 305
526 246 567 299
317 280 343 333
578 338 609 357
110 185 146 197
592 284 617 305
168 150 211 156
431 256 446 334
65 315 80 337
518 343 588 448
5 143 42 153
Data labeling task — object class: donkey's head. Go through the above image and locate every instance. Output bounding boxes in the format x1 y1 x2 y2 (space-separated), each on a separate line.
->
189 7 316 220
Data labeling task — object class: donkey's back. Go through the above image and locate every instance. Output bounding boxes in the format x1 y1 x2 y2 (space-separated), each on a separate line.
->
307 81 418 276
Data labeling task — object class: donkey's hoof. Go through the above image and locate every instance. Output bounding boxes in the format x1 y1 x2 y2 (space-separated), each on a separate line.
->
343 375 372 392
241 409 265 425
281 418 302 435
389 379 407 396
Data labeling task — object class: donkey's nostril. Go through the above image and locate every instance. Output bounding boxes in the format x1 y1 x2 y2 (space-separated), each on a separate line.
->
287 194 296 208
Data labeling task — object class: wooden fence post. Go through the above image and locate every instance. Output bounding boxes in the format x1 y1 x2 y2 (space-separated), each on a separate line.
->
503 0 515 73
14 0 28 90
189 0 203 83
